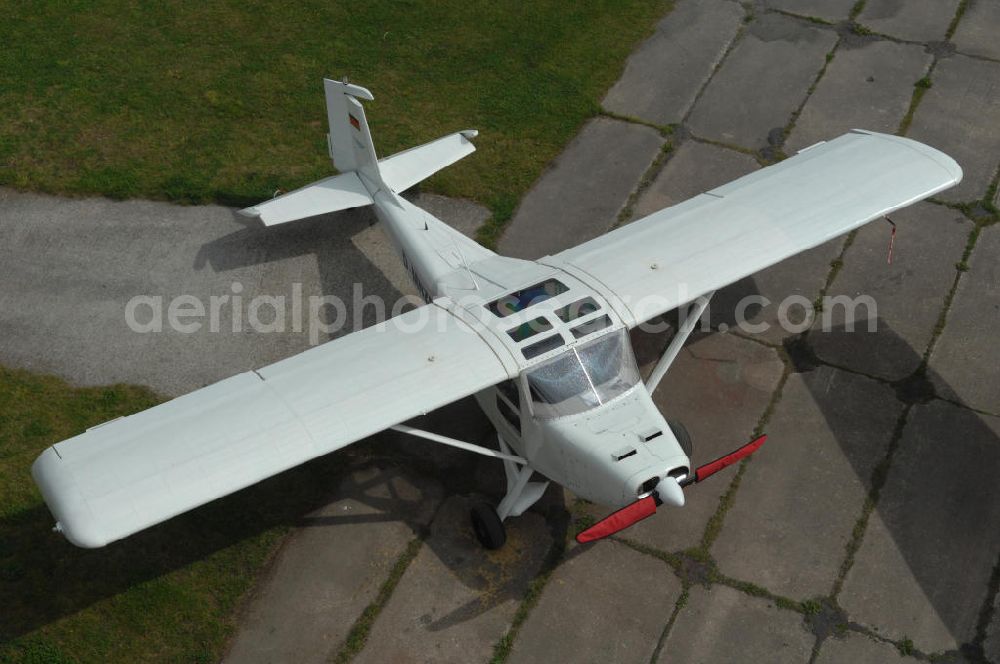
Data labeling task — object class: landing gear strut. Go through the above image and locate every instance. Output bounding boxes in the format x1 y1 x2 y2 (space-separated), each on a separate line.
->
470 434 548 549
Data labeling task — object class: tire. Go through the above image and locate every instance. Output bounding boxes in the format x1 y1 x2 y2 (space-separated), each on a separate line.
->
470 502 507 549
668 420 693 457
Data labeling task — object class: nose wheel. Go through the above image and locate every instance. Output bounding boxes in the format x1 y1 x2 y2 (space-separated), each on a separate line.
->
668 420 693 457
470 502 506 549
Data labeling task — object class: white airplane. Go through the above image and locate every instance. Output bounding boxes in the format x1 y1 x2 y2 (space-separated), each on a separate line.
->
32 79 962 550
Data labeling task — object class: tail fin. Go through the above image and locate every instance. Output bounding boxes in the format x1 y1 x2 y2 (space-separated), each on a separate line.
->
324 79 381 186
240 78 478 225
325 78 479 194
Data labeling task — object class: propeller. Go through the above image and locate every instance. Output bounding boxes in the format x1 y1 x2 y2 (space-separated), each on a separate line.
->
576 434 767 544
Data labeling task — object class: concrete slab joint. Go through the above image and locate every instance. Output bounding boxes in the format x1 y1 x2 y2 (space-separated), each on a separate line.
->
602 0 745 126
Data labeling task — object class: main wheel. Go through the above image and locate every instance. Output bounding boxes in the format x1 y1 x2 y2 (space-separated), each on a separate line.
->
470 502 506 549
668 420 693 457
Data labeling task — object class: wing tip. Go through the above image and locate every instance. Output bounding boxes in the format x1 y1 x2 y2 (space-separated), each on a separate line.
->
32 447 109 548
852 129 964 185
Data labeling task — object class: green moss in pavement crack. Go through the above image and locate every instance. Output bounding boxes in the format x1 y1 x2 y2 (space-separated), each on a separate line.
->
332 536 424 663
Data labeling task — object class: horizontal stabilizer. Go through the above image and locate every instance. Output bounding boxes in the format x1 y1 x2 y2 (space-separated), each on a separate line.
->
378 130 477 194
239 171 373 226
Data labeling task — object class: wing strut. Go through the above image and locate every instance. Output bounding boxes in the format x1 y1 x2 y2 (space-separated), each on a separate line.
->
390 424 527 464
645 291 714 393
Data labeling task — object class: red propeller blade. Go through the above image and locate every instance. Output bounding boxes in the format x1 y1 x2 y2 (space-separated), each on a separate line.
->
693 434 767 484
576 496 657 543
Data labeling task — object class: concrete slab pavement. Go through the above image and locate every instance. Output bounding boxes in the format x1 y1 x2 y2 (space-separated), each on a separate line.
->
786 39 932 153
718 237 846 345
767 0 858 23
602 0 745 127
657 585 814 663
840 401 1000 654
507 540 680 664
498 118 663 260
687 13 837 150
712 367 901 599
630 140 760 220
952 0 1000 60
223 466 443 664
928 226 1000 415
355 495 551 664
857 0 961 43
808 202 971 382
906 55 1000 203
815 632 920 663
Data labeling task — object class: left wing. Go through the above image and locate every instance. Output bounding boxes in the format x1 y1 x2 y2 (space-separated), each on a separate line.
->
33 301 509 548
378 130 478 194
543 130 962 327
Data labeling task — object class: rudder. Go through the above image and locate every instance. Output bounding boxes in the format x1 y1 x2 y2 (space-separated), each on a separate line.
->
324 78 380 185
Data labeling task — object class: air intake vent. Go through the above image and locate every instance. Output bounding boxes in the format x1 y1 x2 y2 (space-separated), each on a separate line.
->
668 466 689 481
612 446 638 462
641 429 663 443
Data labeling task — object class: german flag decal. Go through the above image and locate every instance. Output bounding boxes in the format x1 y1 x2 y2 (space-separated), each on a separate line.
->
349 114 361 130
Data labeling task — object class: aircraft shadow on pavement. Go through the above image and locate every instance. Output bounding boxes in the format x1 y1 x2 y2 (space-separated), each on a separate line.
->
193 205 407 338
791 319 1000 654
668 274 1000 654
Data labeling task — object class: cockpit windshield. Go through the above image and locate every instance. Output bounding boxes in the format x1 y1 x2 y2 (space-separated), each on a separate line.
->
525 328 640 419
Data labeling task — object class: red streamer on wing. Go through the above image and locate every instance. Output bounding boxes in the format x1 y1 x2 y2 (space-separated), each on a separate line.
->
694 435 768 483
576 496 657 543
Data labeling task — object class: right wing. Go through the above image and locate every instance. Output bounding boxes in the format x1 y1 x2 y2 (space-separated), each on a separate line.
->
544 130 962 328
238 171 374 226
33 301 510 548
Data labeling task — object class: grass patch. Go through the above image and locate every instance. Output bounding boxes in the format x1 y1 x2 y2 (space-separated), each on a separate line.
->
0 364 385 663
0 0 670 228
946 0 971 40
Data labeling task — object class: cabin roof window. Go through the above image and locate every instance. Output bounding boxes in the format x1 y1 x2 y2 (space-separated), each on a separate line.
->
570 314 612 339
553 297 600 323
507 316 553 343
486 279 568 318
521 334 565 360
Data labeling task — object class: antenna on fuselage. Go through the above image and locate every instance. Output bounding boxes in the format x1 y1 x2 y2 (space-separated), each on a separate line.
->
450 234 480 291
